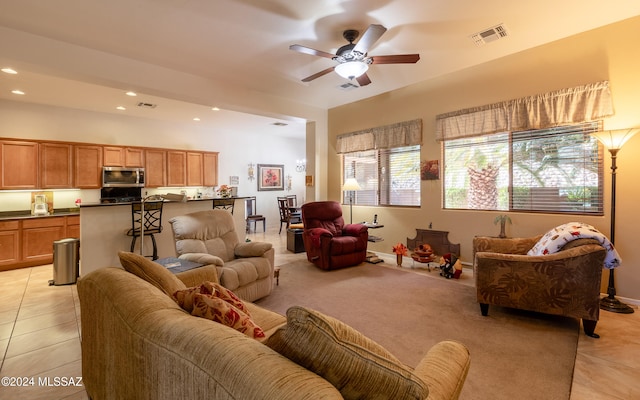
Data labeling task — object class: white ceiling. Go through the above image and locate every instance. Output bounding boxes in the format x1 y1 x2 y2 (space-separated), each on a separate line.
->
1 0 640 138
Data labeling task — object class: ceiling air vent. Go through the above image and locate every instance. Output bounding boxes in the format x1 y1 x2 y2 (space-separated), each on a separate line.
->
137 102 158 109
470 24 508 46
338 82 359 91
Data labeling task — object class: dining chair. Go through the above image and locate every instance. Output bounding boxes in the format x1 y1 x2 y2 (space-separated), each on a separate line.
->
245 196 266 233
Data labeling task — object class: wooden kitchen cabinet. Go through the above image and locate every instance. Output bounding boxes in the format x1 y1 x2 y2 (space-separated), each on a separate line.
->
145 149 167 187
103 146 125 166
0 140 39 189
0 220 20 270
125 148 145 167
21 217 66 265
74 145 103 188
203 152 218 187
167 150 187 187
186 152 204 186
104 146 145 167
40 142 73 188
66 215 80 239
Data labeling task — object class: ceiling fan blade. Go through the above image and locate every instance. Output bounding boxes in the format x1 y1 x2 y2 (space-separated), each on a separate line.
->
301 66 336 82
353 24 387 54
356 73 371 86
370 54 420 64
290 44 335 59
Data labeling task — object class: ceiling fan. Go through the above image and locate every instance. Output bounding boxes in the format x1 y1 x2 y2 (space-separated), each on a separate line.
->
290 24 420 86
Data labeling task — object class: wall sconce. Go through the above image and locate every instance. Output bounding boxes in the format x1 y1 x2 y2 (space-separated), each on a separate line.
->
296 159 306 173
248 163 255 181
286 174 292 191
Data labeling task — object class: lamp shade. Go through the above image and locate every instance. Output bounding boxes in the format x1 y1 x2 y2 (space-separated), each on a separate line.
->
342 178 362 191
592 128 639 150
334 61 369 80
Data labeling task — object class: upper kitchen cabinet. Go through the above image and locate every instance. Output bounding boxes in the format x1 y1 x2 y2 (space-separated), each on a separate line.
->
74 144 103 188
0 140 39 189
167 150 187 187
103 146 145 167
145 149 167 188
203 152 218 187
186 152 204 187
40 142 73 188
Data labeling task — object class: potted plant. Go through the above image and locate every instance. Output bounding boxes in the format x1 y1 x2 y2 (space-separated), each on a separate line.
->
494 214 512 238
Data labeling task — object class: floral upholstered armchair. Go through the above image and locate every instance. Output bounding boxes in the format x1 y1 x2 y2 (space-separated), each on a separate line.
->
473 235 606 338
301 201 369 270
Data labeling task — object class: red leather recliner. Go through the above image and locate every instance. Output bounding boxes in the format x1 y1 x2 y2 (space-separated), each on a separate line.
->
301 201 369 270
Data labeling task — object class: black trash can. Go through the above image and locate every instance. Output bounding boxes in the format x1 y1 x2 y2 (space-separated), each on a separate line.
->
49 238 80 286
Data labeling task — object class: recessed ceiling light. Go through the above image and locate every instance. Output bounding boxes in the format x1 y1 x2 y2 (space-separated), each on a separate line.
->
11 90 25 95
193 117 201 121
126 91 137 97
116 106 126 110
1 68 17 74
272 122 288 126
211 107 220 111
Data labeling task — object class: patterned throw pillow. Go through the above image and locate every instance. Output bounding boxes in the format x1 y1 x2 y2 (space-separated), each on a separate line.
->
200 281 251 315
173 281 251 316
191 293 265 339
265 306 428 399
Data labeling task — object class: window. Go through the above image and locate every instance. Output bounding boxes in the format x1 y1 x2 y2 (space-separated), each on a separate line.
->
343 145 420 206
443 122 603 214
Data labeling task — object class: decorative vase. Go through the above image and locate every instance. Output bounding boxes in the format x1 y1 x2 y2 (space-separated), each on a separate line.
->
396 254 403 267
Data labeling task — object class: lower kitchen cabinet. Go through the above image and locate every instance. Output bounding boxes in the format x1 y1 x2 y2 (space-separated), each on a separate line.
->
0 215 80 271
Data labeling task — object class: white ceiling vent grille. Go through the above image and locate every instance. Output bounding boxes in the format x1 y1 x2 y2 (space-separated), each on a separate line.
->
137 102 158 109
338 82 359 91
470 24 508 46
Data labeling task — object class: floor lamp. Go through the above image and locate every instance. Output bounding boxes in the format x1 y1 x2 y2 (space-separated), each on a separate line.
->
592 128 638 314
139 193 187 257
342 178 361 224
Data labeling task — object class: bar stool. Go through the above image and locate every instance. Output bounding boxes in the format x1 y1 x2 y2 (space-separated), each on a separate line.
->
126 200 164 260
213 198 235 214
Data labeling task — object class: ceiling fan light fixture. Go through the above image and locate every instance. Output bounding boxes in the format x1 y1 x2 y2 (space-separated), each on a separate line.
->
335 61 368 80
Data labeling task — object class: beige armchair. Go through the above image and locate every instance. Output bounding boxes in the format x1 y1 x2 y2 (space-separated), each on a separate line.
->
169 209 275 302
473 236 606 338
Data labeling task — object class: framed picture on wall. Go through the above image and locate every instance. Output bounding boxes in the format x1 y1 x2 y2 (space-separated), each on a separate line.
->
257 164 284 191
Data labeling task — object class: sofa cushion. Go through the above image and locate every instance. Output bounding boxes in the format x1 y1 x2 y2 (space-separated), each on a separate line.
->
190 293 265 339
265 306 428 400
173 281 251 316
118 251 186 296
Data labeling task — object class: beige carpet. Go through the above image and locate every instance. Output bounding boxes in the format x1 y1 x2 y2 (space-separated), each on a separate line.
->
255 260 579 400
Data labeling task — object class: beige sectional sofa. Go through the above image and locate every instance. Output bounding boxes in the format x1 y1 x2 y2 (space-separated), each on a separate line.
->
78 253 470 399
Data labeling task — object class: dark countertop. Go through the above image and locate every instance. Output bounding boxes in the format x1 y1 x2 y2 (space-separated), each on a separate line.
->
79 196 250 208
0 208 80 221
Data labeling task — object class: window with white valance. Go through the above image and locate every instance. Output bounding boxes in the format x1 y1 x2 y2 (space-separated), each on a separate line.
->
336 119 422 153
338 119 422 207
435 81 613 141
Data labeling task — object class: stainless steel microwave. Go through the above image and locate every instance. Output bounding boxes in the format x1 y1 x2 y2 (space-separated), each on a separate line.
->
102 167 145 187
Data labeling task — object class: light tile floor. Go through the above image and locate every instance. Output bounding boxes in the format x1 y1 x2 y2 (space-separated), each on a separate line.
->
0 229 638 399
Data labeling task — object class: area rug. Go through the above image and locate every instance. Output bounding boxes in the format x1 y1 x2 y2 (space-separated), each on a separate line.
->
255 260 579 400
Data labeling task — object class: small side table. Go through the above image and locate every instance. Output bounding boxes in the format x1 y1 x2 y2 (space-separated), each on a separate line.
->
155 257 203 274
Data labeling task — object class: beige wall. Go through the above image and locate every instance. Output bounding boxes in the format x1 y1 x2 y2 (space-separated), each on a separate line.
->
328 16 640 301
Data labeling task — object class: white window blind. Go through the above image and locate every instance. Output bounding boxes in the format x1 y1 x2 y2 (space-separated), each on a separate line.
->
443 122 603 214
343 145 420 207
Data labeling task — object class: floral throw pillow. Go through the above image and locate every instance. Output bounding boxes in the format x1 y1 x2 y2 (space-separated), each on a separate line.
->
191 293 265 339
200 281 251 315
173 281 251 316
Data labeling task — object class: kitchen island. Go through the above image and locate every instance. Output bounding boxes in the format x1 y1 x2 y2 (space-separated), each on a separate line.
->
80 197 248 276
